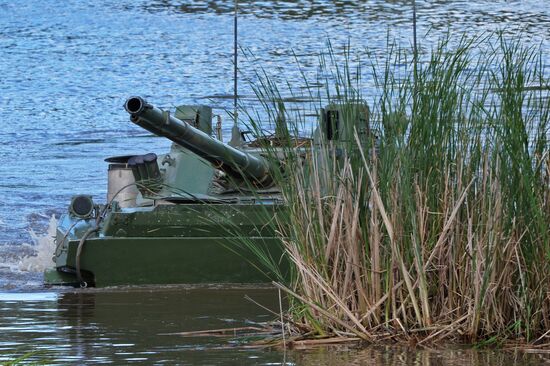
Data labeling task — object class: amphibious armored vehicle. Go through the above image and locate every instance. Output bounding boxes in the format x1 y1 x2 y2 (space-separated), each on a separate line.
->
44 96 369 287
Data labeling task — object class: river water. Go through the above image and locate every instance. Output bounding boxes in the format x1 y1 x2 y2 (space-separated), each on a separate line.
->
0 288 549 365
0 0 549 364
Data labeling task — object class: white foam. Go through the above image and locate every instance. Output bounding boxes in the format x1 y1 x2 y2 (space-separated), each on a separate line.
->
17 215 58 272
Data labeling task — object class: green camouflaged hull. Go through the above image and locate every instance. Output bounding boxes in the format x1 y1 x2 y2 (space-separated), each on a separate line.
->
45 203 286 287
44 97 368 287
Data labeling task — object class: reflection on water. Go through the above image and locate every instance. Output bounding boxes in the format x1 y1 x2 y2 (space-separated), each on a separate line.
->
146 0 378 19
1 288 549 365
1 288 284 365
293 347 550 366
145 0 550 37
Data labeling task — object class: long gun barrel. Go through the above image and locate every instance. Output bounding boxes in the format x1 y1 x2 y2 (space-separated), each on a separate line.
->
124 96 271 185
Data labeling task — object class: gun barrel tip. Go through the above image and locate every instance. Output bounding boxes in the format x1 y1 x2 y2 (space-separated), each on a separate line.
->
125 96 145 114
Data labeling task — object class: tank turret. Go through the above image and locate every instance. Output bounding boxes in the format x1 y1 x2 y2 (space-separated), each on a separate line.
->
124 96 273 186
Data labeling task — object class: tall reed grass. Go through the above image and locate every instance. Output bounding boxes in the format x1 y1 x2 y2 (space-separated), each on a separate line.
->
243 33 550 345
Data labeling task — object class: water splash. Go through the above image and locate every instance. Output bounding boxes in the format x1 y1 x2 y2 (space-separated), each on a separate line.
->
17 215 58 272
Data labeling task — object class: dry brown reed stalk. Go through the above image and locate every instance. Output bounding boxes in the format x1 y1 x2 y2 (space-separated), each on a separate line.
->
275 141 548 345
243 33 550 346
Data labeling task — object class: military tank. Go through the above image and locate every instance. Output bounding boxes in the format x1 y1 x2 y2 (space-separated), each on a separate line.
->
44 96 369 287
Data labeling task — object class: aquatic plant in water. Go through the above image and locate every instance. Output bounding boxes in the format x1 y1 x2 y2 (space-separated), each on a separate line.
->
242 33 550 346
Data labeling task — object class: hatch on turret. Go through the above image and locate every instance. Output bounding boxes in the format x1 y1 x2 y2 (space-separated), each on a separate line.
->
175 105 213 135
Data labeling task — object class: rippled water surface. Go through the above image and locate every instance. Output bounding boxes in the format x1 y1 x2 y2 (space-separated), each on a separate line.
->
1 0 549 363
2 288 550 365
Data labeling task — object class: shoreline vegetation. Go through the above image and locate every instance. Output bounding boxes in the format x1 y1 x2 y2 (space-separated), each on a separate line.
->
240 33 550 347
